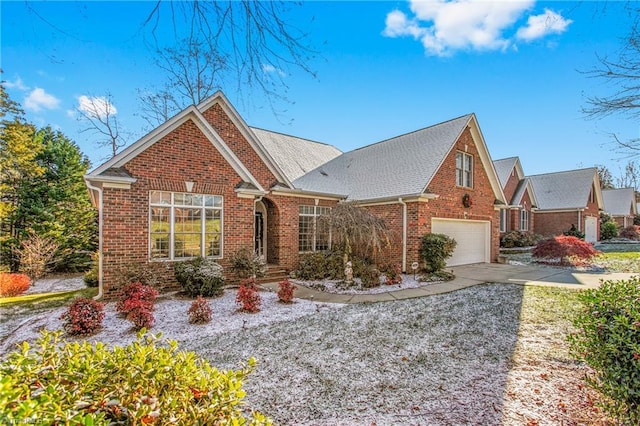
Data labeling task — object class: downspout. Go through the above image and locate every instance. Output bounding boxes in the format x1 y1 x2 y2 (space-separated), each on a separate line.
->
577 210 582 232
85 180 104 300
254 195 264 256
398 198 407 273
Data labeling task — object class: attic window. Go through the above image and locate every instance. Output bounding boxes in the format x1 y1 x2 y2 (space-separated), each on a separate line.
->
456 152 473 188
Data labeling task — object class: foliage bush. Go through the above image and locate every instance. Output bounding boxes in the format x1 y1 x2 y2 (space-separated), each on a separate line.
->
174 257 226 297
600 221 619 240
500 230 543 248
382 263 403 285
0 330 272 425
188 296 213 324
563 224 585 240
359 264 382 288
620 225 640 241
83 251 99 287
116 282 158 331
236 278 261 313
635 215 640 226
295 250 344 280
229 247 266 279
16 230 59 281
532 235 600 265
0 273 30 297
568 277 640 424
420 233 457 273
277 279 297 303
60 297 105 336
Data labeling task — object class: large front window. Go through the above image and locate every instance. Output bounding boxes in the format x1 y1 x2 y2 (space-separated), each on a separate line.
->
149 191 222 260
456 152 473 188
298 205 331 252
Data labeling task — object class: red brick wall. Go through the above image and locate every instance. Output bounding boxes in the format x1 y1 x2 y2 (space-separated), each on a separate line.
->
503 169 520 203
533 184 600 238
101 119 255 299
201 102 280 190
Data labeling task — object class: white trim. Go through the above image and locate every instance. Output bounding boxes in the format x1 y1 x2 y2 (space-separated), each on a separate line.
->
270 189 346 200
84 180 104 300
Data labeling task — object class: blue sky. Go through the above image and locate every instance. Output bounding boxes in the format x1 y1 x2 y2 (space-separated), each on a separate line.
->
1 1 637 179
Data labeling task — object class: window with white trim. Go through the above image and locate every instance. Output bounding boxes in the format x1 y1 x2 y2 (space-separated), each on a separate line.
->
149 191 222 260
520 209 529 231
298 205 331 252
456 152 473 188
499 209 507 232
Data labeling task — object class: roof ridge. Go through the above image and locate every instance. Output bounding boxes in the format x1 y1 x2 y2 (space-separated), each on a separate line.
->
526 166 597 178
345 113 474 154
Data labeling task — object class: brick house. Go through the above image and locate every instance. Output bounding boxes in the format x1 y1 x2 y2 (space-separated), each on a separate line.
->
85 91 507 298
526 168 603 243
602 188 638 228
493 157 537 235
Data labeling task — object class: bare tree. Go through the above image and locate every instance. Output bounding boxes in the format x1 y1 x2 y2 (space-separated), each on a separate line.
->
583 5 640 154
138 1 317 126
76 93 127 158
615 160 640 191
596 164 615 189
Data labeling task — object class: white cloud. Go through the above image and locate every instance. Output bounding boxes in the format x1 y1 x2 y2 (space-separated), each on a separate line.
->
24 87 60 112
262 64 286 77
383 0 570 56
516 8 572 41
3 76 29 91
77 95 117 119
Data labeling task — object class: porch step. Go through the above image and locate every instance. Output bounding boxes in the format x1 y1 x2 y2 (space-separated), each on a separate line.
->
256 265 290 284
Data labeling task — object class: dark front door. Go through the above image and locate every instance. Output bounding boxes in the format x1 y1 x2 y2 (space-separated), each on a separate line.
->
254 211 264 257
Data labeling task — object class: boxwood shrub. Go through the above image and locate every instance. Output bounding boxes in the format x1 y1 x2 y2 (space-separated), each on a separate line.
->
0 330 272 425
568 277 640 424
420 233 457 273
174 257 225 297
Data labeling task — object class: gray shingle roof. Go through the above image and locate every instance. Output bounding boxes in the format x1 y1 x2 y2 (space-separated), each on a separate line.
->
602 188 637 216
493 157 518 189
292 114 473 201
250 128 342 182
527 168 597 210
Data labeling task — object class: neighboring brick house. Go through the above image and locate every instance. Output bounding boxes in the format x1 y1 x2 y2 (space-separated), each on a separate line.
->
84 91 507 298
493 157 537 235
602 188 638 228
526 168 603 243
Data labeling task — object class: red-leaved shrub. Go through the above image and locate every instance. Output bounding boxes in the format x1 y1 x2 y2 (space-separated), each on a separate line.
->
532 235 600 265
0 273 31 297
117 282 158 330
277 280 297 303
188 296 212 324
384 263 403 285
236 278 261 313
60 298 105 336
620 225 640 241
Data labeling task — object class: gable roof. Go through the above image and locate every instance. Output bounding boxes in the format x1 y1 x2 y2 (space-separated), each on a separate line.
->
493 157 521 189
292 114 506 203
602 188 638 216
511 177 539 207
527 167 602 211
250 127 342 182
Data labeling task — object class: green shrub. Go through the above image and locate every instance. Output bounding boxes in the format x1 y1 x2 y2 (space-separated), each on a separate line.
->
500 230 543 248
563 224 585 240
295 251 344 280
532 235 600 265
420 233 457 273
229 247 266 279
600 221 619 240
0 330 272 425
568 277 640 424
635 215 640 226
174 257 225 297
83 252 99 287
359 264 381 288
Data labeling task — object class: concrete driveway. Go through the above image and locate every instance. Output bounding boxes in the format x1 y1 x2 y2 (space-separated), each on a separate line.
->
263 263 638 304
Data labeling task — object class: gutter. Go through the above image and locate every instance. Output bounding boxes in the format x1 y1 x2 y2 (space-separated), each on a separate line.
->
84 179 104 300
398 198 407 273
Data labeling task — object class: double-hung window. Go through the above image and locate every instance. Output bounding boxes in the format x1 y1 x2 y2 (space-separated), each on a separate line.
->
298 205 331 252
149 191 222 260
520 209 529 231
456 152 473 188
499 209 507 233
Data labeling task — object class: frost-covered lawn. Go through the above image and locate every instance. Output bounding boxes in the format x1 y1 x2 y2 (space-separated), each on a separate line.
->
1 282 602 425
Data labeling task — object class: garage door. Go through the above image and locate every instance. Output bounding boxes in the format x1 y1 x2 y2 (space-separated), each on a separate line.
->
431 219 490 266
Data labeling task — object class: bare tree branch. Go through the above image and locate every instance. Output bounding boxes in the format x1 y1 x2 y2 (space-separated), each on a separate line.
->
76 93 127 158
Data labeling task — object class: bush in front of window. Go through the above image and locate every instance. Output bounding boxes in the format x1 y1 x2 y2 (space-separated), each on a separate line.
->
174 257 226 297
229 247 266 279
500 230 543 248
295 250 344 280
420 233 457 273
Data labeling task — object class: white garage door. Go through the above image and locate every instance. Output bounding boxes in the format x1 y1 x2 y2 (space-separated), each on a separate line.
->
431 219 490 266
